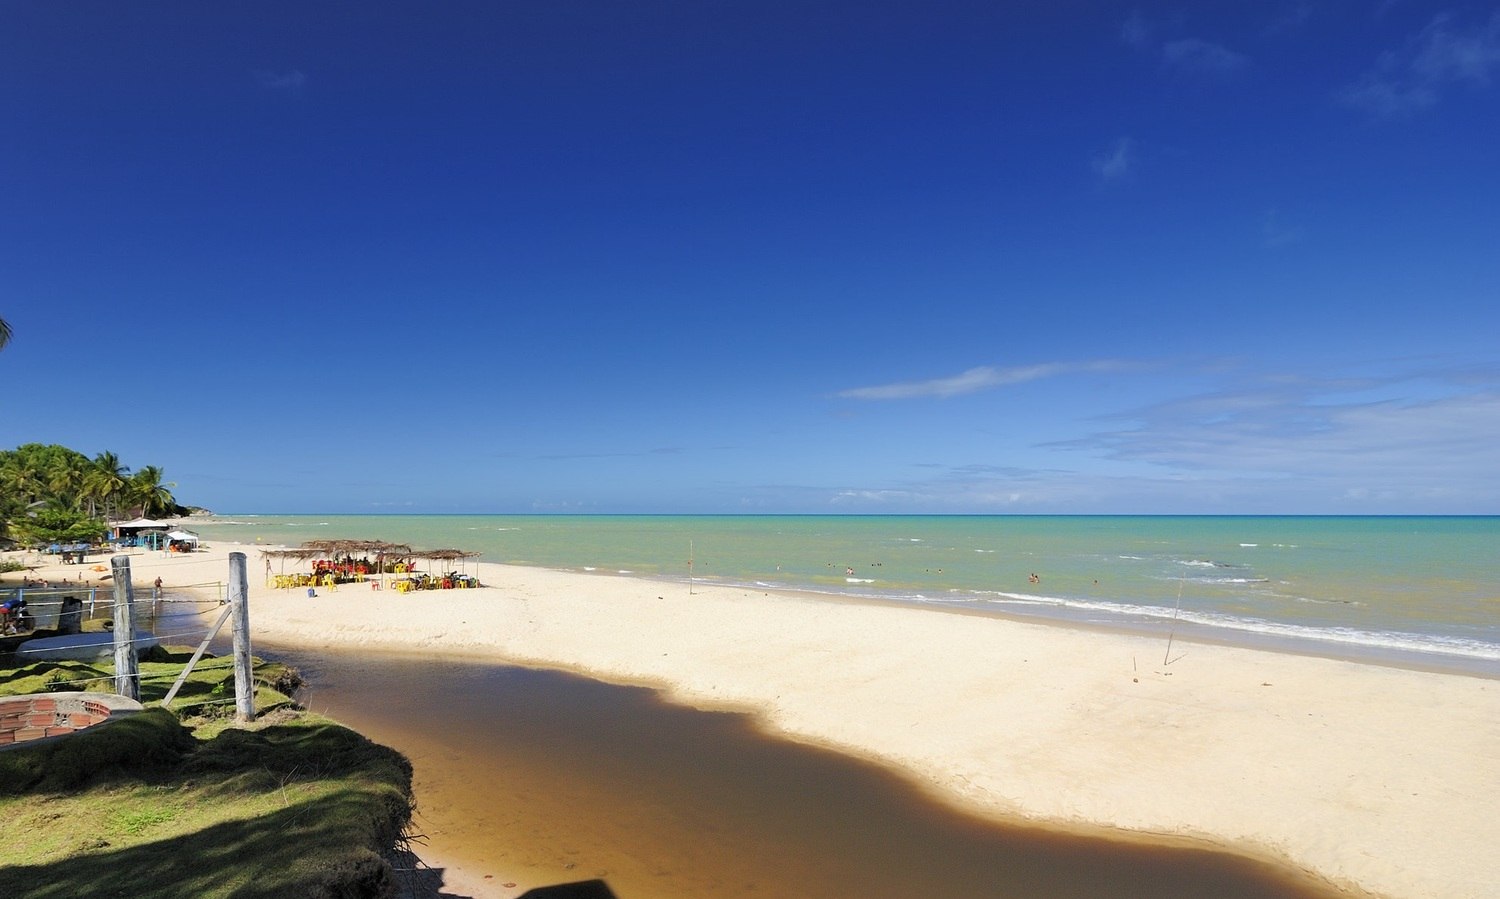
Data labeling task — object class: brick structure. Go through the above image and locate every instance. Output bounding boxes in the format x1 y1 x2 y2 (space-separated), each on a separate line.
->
0 693 142 748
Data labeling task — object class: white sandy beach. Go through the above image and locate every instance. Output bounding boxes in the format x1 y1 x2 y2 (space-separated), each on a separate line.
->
11 542 1498 899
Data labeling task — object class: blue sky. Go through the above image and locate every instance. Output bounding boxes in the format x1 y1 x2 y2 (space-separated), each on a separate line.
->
3 1 1498 514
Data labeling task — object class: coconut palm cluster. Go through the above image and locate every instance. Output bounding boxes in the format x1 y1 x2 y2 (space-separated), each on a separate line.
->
1 445 187 548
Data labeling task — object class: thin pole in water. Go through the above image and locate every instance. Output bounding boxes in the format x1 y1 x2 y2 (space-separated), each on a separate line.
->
1163 575 1185 667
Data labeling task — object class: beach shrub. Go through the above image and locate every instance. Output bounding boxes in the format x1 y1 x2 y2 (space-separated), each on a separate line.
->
9 507 108 547
43 667 87 692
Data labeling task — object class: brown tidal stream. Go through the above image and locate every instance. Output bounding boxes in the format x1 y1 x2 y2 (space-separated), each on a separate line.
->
272 647 1361 899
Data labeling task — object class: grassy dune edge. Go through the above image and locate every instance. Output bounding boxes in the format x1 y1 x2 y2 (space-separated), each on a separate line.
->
0 651 417 899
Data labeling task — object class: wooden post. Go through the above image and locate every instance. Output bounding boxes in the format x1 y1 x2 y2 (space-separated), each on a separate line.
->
229 552 255 722
110 555 140 701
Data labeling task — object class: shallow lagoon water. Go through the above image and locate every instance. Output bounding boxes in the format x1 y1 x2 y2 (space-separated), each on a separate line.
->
275 647 1366 899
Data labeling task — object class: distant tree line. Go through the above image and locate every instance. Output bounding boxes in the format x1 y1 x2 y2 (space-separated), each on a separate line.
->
0 443 188 547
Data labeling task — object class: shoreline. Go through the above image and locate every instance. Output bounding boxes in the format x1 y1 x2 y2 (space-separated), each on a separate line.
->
675 571 1500 681
6 542 1499 898
182 512 1500 679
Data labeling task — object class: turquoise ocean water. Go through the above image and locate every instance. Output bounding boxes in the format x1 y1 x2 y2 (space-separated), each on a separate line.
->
190 515 1498 675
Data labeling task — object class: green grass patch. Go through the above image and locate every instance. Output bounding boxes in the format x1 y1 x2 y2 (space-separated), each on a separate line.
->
0 651 415 899
112 804 178 836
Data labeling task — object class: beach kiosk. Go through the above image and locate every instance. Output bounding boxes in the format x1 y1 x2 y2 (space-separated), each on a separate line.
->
111 517 173 548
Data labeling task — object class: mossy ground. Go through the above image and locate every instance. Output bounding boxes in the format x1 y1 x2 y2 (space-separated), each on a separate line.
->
0 649 416 899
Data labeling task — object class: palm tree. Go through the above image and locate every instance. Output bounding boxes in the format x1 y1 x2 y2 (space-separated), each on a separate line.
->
130 465 178 519
46 463 84 510
88 451 132 520
0 455 40 502
0 316 11 351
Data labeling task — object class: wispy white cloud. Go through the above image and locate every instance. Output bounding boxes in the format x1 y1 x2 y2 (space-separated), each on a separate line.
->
1413 11 1500 83
1119 12 1247 75
1266 2 1316 35
836 361 1129 401
1162 37 1250 74
1093 137 1134 181
1339 11 1500 116
255 69 307 90
1121 9 1152 50
1337 73 1436 116
1261 208 1307 247
537 445 690 461
1375 0 1407 20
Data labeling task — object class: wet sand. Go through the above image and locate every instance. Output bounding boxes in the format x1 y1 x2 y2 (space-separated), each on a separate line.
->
282 647 1365 899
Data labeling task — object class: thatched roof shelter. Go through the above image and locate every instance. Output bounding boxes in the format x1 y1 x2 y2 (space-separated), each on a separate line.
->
261 540 416 580
259 547 328 561
261 540 413 564
294 539 413 556
403 548 482 577
260 540 480 584
409 549 480 561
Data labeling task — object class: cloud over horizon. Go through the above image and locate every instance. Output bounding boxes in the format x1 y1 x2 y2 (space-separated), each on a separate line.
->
1049 367 1500 487
818 365 1500 513
837 361 1129 401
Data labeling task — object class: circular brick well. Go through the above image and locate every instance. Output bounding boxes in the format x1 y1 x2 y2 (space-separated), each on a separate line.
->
0 693 143 750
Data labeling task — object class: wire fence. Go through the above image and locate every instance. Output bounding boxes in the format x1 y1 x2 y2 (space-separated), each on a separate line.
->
2 584 226 636
5 586 235 701
6 636 284 714
5 551 260 719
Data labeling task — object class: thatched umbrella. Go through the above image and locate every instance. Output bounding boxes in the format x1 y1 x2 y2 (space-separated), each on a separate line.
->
411 549 479 561
296 539 412 556
261 540 415 587
260 548 324 559
409 549 482 583
259 547 324 587
291 539 413 586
